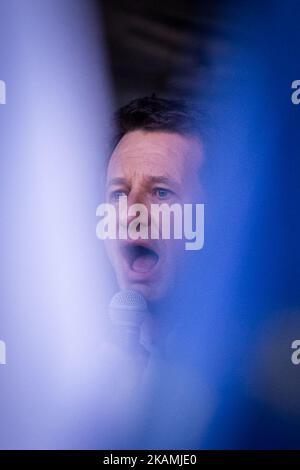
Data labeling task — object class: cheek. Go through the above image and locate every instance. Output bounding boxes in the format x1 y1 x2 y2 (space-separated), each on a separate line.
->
161 239 186 265
104 239 118 264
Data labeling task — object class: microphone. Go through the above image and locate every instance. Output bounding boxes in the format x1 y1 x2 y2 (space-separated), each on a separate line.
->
109 290 150 363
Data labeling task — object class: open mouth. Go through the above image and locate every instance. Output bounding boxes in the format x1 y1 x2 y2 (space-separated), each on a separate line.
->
121 244 159 273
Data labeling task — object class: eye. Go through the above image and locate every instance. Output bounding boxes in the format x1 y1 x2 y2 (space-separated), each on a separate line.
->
153 187 173 200
110 190 127 202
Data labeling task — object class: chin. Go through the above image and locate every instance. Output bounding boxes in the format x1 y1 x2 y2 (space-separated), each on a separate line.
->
132 284 162 303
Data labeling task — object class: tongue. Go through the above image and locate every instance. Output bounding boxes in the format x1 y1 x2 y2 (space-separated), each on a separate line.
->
132 252 158 273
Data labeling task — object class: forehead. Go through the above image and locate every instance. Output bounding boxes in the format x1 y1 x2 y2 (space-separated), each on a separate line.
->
107 130 203 182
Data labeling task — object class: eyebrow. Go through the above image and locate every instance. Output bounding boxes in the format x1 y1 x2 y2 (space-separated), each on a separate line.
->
107 175 179 186
148 176 180 190
106 177 128 188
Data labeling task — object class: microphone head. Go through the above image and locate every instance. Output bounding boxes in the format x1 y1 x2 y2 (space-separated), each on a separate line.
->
109 289 148 328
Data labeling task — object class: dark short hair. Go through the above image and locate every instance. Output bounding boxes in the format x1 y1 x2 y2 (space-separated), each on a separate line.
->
110 95 207 152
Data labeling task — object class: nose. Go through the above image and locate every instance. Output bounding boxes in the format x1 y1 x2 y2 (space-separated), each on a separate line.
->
120 189 152 237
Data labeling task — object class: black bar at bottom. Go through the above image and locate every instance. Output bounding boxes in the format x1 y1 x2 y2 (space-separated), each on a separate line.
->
0 450 299 467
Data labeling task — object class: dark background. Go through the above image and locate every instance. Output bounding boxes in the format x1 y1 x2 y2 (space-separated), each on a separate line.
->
97 0 237 106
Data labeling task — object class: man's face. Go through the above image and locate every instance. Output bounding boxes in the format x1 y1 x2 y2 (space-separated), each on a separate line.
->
105 130 203 303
